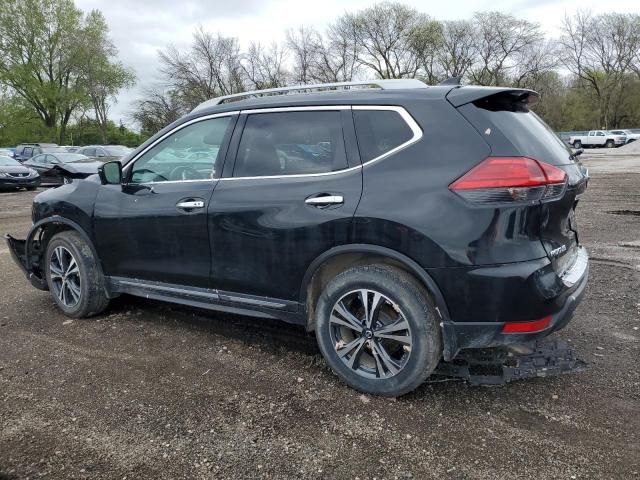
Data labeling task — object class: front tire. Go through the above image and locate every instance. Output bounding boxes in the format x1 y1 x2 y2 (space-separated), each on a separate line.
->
45 231 109 318
314 265 442 397
605 140 614 148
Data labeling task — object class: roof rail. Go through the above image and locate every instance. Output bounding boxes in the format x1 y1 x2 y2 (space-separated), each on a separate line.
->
192 79 428 112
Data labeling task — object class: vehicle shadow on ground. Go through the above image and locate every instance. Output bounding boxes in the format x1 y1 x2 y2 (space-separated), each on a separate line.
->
106 294 320 357
102 294 563 403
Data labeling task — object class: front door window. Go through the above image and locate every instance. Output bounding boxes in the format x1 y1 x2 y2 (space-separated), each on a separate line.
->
130 116 234 183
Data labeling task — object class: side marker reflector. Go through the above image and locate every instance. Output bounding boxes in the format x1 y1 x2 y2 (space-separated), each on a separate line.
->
502 316 552 333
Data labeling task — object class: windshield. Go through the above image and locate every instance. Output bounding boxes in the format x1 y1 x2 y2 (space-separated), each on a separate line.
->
104 146 131 156
56 153 91 163
0 156 20 166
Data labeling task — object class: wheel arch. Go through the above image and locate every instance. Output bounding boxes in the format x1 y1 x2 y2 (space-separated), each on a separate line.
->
25 216 106 290
301 244 455 359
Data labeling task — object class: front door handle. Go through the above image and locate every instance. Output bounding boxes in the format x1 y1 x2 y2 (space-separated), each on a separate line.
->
176 200 205 209
305 195 344 207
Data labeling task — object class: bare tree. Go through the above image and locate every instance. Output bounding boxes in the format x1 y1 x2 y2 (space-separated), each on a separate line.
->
410 19 444 84
436 20 476 79
241 42 288 90
511 38 560 88
312 20 361 82
468 12 540 86
336 2 427 79
131 87 185 136
159 27 244 109
286 26 319 84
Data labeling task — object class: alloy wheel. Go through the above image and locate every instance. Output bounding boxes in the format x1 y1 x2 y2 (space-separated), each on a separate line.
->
329 289 412 379
49 246 81 308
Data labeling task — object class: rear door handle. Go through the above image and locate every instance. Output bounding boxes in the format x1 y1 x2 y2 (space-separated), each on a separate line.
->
305 195 344 207
176 200 205 209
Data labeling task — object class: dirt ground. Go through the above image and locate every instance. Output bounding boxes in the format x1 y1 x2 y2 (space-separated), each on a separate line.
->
1 154 638 479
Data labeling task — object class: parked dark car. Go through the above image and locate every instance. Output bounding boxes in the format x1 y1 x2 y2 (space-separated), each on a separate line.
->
14 143 63 162
23 153 102 185
5 80 589 396
75 145 132 162
0 155 40 190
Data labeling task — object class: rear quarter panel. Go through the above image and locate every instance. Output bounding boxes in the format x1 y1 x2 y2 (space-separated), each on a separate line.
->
352 98 548 268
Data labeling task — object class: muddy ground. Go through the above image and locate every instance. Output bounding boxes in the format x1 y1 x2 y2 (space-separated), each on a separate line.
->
0 154 638 479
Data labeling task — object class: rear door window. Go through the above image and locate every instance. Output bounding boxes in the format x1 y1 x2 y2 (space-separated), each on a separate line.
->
353 109 414 162
233 111 347 177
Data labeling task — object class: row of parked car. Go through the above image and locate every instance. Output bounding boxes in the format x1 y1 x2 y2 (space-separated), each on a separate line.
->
0 143 133 190
566 129 640 148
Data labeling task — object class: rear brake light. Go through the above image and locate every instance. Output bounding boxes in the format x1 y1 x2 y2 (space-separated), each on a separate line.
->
449 157 567 204
502 315 552 333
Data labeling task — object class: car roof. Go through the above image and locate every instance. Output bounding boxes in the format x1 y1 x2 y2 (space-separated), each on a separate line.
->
190 87 455 118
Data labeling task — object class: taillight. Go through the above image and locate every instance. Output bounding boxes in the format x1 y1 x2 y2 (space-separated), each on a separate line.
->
449 157 567 204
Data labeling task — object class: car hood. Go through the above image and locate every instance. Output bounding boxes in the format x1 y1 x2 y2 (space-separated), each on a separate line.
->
57 161 103 174
0 165 34 174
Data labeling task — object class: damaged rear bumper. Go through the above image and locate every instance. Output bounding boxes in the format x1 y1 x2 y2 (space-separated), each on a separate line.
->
432 339 587 386
5 234 48 290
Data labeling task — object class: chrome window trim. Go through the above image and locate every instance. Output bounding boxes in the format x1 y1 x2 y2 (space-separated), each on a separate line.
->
240 105 351 114
219 105 422 182
122 105 422 184
122 111 240 181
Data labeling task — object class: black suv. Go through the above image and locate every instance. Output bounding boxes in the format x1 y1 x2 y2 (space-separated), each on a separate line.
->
6 80 589 396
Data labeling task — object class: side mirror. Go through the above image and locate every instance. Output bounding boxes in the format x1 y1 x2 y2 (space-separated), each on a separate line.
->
98 161 122 185
573 148 584 157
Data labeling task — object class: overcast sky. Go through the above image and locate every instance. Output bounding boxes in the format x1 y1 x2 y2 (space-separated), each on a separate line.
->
74 0 640 127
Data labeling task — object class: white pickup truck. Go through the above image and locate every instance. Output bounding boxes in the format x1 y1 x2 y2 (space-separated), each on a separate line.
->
568 130 627 148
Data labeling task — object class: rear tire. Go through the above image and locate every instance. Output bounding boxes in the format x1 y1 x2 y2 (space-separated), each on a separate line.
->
573 140 582 148
45 231 109 318
314 265 442 397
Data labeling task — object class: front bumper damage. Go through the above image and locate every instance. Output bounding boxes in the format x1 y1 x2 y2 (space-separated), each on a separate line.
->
431 339 586 385
5 233 48 290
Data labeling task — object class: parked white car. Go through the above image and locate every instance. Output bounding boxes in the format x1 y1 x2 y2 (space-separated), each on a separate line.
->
568 130 626 148
609 129 640 144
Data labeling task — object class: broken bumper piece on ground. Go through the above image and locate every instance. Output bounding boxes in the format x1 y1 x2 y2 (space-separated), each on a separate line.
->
431 339 586 386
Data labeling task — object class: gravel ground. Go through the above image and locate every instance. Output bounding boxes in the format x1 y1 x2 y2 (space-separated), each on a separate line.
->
1 155 639 479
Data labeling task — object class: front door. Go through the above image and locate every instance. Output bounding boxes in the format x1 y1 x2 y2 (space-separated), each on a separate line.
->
93 114 237 288
208 108 362 301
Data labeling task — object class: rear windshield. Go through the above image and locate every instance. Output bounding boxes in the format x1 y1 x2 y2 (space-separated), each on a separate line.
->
472 95 575 166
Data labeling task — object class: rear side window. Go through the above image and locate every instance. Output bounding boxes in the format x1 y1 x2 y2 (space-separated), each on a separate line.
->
470 94 574 165
353 109 413 162
234 111 347 177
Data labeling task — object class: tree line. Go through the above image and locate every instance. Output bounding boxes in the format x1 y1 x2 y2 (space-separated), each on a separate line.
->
1 0 640 146
135 3 640 136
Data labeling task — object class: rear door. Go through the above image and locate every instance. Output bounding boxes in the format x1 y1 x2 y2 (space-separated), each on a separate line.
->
457 93 588 276
93 113 237 288
207 107 362 302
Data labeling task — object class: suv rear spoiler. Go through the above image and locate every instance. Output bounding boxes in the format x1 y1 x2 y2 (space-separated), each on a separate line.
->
446 86 539 107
